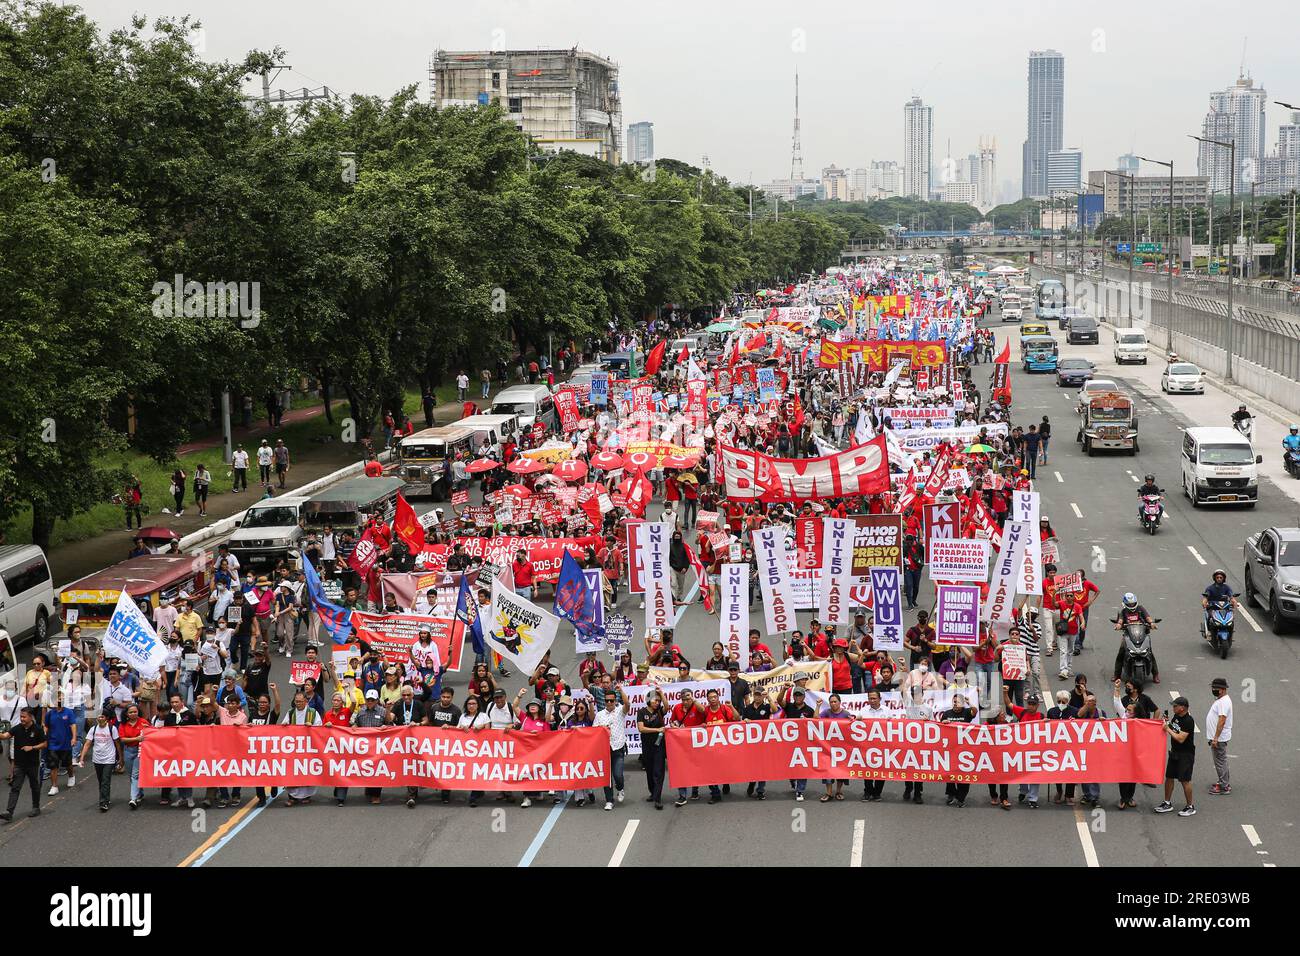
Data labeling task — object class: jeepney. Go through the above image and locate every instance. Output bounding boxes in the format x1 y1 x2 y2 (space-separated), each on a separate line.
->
1077 391 1139 455
396 425 475 499
60 554 212 629
1020 334 1059 373
302 477 405 558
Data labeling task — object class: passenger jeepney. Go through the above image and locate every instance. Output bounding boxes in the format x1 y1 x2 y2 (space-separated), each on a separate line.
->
1078 391 1139 455
1020 334 1059 373
396 425 475 499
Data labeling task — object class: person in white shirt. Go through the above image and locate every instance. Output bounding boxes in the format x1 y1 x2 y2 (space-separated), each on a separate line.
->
231 445 250 491
413 588 438 616
456 371 469 401
78 713 121 812
592 685 629 810
210 582 234 626
256 440 274 486
1206 677 1234 795
153 596 178 640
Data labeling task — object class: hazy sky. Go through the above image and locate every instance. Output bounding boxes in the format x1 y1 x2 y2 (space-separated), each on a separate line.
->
80 0 1299 194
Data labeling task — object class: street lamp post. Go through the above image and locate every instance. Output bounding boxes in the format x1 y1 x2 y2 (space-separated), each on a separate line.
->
1106 170 1137 321
1138 156 1175 352
1191 134 1236 383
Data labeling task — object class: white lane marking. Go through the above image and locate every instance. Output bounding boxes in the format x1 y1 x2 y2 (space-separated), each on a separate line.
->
1070 502 1083 518
1236 606 1263 632
1187 545 1207 565
1074 807 1100 867
1055 471 1064 483
1130 474 1140 482
1242 824 1263 847
851 819 865 867
607 819 640 867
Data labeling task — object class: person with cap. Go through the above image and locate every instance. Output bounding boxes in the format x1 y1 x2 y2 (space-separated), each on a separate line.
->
76 708 121 813
272 580 299 658
534 664 569 702
1206 677 1233 796
514 699 550 808
741 686 774 799
669 690 708 807
592 684 629 810
1155 697 1197 817
1002 684 1045 808
776 685 814 801
351 690 388 804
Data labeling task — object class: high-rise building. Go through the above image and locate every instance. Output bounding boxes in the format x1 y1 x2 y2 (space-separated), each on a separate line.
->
627 121 654 163
430 48 623 163
1280 112 1300 160
1117 153 1140 175
1088 170 1210 215
1197 75 1267 192
1022 50 1065 199
868 160 904 199
903 97 933 199
848 167 870 201
941 181 978 205
978 138 998 210
761 178 819 202
1047 148 1083 195
821 165 850 201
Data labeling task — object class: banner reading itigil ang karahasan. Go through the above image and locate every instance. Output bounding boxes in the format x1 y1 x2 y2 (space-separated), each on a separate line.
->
140 726 612 791
664 718 1166 787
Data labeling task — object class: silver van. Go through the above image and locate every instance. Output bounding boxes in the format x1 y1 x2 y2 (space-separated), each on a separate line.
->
0 545 56 644
491 384 556 431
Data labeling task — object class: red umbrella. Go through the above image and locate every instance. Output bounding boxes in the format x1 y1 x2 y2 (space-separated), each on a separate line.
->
662 453 699 469
465 458 501 474
624 451 656 471
507 457 548 475
590 451 625 471
553 459 588 481
501 484 533 498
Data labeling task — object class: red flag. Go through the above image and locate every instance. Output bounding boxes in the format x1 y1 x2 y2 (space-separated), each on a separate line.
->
644 340 667 376
393 493 426 552
684 543 715 612
993 339 1010 364
677 343 690 365
348 527 381 577
772 337 785 359
462 401 477 419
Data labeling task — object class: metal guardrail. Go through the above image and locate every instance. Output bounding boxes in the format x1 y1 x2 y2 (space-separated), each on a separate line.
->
1095 261 1300 318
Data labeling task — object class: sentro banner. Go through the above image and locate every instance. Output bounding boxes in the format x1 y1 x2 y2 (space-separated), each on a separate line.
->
140 726 612 791
664 717 1166 787
816 340 947 370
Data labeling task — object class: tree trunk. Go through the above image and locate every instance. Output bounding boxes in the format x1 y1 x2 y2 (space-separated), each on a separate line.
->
30 499 55 553
320 369 334 424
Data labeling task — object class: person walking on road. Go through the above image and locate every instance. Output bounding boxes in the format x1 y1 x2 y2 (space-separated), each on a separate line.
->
1154 697 1197 817
1206 677 1233 795
232 444 249 492
0 707 46 821
593 684 629 811
273 439 290 488
1022 425 1041 478
78 710 122 813
257 439 273 486
1038 416 1051 465
637 690 668 810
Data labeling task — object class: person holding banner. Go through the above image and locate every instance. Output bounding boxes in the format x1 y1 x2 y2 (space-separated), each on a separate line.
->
939 694 977 807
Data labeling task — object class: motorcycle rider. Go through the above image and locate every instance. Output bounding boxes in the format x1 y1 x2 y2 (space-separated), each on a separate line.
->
1283 425 1300 467
1231 404 1253 435
1112 592 1160 684
1136 474 1163 522
1201 569 1239 643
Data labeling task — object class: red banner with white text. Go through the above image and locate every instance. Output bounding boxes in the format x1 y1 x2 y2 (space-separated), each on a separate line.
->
664 718 1166 787
350 611 465 672
416 535 603 583
720 434 889 502
140 726 612 790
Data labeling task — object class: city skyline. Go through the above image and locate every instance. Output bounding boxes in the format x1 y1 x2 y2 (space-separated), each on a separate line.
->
75 0 1300 194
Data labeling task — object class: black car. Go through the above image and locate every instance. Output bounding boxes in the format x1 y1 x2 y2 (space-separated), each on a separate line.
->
1056 357 1095 387
1066 316 1099 344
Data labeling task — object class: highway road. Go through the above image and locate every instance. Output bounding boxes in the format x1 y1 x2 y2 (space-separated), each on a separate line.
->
5 326 1297 869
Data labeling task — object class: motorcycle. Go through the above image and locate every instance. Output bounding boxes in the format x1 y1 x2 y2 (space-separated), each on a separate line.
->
1233 416 1254 441
1285 447 1300 479
1139 493 1164 534
1202 598 1237 659
1117 613 1160 686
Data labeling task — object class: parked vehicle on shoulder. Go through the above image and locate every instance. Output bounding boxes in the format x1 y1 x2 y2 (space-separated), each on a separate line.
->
0 545 56 644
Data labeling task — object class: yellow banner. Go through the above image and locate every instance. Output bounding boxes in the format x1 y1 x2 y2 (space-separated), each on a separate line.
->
816 340 948 370
648 661 831 705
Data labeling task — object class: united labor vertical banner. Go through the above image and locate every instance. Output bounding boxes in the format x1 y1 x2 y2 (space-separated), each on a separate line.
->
986 520 1031 623
869 566 904 650
1014 491 1043 596
640 521 674 631
752 527 797 637
818 517 855 626
719 563 750 671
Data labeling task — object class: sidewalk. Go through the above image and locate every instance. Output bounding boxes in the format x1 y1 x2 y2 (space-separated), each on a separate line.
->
1055 324 1300 508
176 403 335 455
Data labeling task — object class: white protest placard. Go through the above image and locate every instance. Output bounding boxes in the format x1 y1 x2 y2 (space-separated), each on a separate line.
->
1001 643 1027 681
928 539 991 582
102 590 166 679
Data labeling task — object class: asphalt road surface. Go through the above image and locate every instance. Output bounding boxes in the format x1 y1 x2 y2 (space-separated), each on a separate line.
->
5 326 1297 868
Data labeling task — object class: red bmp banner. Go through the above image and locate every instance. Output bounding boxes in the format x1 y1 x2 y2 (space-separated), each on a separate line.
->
139 726 612 791
417 535 603 583
664 718 1166 787
816 340 947 370
720 434 889 502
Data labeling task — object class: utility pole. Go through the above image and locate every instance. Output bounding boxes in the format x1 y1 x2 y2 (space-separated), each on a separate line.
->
1138 156 1175 351
1194 135 1237 382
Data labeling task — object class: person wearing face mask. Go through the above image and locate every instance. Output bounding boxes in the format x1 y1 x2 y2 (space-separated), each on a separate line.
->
668 530 691 603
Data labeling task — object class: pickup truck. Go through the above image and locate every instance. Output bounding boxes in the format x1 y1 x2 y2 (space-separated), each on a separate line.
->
1243 527 1300 633
227 496 308 568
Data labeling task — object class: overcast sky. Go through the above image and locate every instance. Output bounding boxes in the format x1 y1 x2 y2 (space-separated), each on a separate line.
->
81 0 1299 196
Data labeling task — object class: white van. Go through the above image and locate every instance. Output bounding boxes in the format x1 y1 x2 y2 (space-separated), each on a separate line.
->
1113 328 1148 364
0 545 56 644
491 384 555 432
1181 427 1262 507
456 413 520 456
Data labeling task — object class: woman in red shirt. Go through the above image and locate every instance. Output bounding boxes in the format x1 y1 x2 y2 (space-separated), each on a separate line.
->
118 703 151 810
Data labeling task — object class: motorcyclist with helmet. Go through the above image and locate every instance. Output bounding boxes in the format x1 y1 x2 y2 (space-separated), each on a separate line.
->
1112 592 1160 684
1231 405 1252 428
1283 425 1300 469
1201 569 1239 642
1136 474 1163 522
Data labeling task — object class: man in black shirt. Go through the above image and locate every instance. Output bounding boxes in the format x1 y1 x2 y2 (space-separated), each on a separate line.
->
0 708 47 820
242 647 273 701
778 688 815 801
742 690 773 799
1154 696 1197 817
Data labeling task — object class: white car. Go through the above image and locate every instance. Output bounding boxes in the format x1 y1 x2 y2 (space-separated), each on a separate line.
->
1161 362 1205 394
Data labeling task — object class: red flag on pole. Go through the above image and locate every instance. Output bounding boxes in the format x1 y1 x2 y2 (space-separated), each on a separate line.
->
993 339 1010 364
677 343 691 365
644 340 667 376
393 493 426 553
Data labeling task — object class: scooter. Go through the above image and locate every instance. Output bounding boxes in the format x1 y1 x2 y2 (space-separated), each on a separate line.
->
1234 416 1254 441
1202 598 1237 659
1139 493 1164 534
1117 614 1160 686
1285 448 1300 479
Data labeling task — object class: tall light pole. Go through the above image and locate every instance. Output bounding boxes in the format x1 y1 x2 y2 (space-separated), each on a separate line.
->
1107 170 1137 321
1192 134 1236 383
1138 156 1175 351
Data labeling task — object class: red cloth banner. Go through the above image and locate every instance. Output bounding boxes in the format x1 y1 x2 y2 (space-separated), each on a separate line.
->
816 340 947 370
417 535 602 583
720 434 889 502
794 516 823 569
140 726 612 790
350 611 465 671
664 718 1166 787
553 388 581 432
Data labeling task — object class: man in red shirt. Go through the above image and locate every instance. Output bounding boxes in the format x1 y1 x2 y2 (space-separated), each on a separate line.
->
1073 570 1101 656
1002 687 1045 807
699 688 738 803
512 549 535 601
670 691 708 807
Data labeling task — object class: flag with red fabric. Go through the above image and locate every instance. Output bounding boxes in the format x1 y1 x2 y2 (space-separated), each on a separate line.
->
644 340 667 376
677 343 691 365
393 493 426 553
684 543 715 612
348 527 382 577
